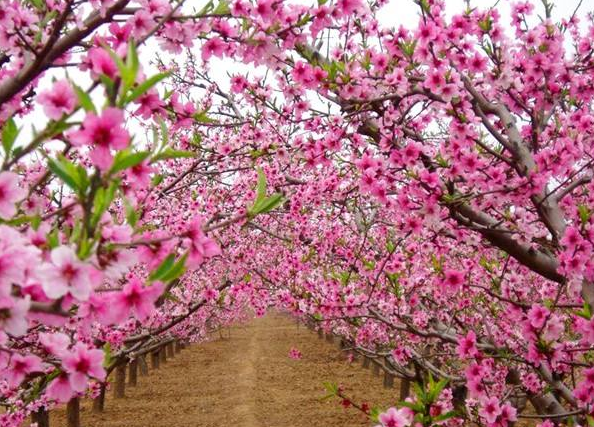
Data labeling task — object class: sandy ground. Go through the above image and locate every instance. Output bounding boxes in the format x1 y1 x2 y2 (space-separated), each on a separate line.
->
49 313 397 427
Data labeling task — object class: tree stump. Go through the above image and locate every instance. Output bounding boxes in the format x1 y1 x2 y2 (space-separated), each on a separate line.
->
114 363 126 398
32 407 49 427
93 384 106 413
128 359 138 386
66 398 80 427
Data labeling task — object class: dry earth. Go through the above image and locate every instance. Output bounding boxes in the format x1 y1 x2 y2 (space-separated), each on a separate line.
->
49 312 397 427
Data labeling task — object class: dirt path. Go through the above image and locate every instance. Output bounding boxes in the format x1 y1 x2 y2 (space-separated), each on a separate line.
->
51 313 396 427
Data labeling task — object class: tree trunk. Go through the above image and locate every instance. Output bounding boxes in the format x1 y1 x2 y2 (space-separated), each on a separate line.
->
383 372 395 388
317 329 323 339
175 341 181 353
93 384 106 413
151 351 160 369
128 359 138 386
138 355 148 375
362 356 371 369
32 407 49 427
399 378 411 400
167 343 174 358
66 398 80 427
114 363 126 398
159 346 167 363
372 361 381 376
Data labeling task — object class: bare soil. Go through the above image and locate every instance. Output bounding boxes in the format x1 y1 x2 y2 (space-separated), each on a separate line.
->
49 313 397 427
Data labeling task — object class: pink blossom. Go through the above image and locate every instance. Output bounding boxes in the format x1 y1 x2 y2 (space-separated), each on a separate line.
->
376 407 410 427
37 80 77 120
39 246 92 300
457 330 479 359
111 277 164 322
46 373 75 403
442 269 464 291
87 47 118 79
202 37 227 61
185 218 222 268
3 353 43 388
0 296 30 336
527 304 549 329
479 396 502 424
68 107 129 170
0 172 26 219
61 343 106 392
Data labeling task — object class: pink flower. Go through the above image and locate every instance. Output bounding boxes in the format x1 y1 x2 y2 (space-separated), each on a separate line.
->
479 397 502 424
185 218 221 268
61 343 106 392
112 277 164 322
87 47 118 79
37 80 77 120
527 304 549 329
68 108 129 170
39 246 93 301
126 160 154 189
39 332 70 357
0 296 30 336
442 269 464 291
457 330 479 359
3 353 43 388
376 407 410 427
46 373 75 403
0 172 26 219
288 347 302 359
202 37 227 61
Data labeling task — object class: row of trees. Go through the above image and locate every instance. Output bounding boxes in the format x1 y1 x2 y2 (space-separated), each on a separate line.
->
0 0 593 426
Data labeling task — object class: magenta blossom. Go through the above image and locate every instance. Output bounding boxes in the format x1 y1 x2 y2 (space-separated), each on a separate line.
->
37 79 76 120
185 218 221 268
61 343 106 392
112 277 164 322
3 353 43 388
68 107 129 170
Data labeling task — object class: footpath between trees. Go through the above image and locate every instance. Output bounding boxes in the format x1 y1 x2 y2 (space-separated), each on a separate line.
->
50 313 396 427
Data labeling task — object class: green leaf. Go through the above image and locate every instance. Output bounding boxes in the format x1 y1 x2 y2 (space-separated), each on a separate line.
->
1 118 19 157
47 155 88 195
213 0 230 15
193 111 218 124
149 254 175 281
110 150 150 175
125 72 171 104
151 148 195 163
72 83 96 113
160 253 188 282
577 301 592 320
103 343 112 368
250 193 285 216
123 197 139 228
91 182 117 228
